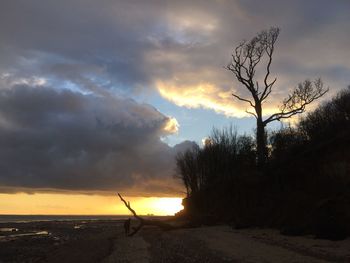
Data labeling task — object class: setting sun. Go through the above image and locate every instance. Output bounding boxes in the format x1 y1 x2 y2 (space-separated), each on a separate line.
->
149 198 184 215
117 196 184 216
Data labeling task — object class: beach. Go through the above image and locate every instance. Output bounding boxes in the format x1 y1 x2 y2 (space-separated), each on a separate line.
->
0 218 121 262
1 219 350 263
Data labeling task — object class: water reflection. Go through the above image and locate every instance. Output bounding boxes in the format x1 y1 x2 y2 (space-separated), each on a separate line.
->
0 230 49 241
0 228 19 232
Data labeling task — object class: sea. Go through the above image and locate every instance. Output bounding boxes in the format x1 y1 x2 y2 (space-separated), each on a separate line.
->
0 215 130 223
0 214 167 223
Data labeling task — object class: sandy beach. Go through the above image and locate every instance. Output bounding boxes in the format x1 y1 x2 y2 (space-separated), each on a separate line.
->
105 225 350 263
1 220 349 263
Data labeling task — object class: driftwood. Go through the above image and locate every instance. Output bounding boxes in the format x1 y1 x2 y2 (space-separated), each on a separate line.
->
117 193 175 236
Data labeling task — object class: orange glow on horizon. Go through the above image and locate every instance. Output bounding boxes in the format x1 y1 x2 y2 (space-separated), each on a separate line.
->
0 193 184 216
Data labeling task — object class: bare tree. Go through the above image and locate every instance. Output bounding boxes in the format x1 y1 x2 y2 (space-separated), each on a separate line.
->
175 148 200 197
117 193 175 236
226 27 328 167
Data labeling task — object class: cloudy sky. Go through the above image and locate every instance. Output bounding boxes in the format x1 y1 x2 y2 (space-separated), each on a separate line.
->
0 0 349 201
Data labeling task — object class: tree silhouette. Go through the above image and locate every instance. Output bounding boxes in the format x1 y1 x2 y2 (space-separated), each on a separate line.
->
227 27 328 167
117 193 175 236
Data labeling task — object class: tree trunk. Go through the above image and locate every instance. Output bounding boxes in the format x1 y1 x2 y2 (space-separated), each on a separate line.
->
255 102 267 168
256 118 267 167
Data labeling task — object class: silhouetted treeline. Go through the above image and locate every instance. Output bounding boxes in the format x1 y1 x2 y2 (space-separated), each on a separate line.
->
176 127 255 196
271 86 350 162
176 87 350 240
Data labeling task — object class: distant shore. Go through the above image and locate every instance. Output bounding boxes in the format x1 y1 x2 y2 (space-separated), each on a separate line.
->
0 214 170 223
1 219 349 262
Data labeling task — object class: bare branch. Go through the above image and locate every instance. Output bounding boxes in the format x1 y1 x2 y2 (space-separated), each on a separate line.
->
118 193 142 220
232 93 255 107
227 27 280 104
117 193 176 237
118 193 144 236
261 78 277 102
260 28 279 101
264 78 328 124
246 110 258 118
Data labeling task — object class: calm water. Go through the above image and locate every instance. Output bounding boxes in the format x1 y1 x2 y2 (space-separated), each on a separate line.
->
0 215 131 223
0 214 168 223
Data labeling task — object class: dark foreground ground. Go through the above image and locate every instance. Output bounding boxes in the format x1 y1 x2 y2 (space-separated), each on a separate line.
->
1 220 350 263
0 220 119 263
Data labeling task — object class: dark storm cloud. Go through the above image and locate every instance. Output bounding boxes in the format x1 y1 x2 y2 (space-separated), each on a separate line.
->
0 0 164 88
0 84 192 195
0 0 349 96
0 0 349 194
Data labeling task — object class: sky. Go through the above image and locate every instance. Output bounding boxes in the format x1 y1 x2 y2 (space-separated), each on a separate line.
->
0 0 349 214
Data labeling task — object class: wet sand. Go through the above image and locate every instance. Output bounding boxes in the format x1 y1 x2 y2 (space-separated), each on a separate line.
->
0 220 120 263
1 221 349 262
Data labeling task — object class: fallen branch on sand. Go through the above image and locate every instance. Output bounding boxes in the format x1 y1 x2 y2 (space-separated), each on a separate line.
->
117 193 175 236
